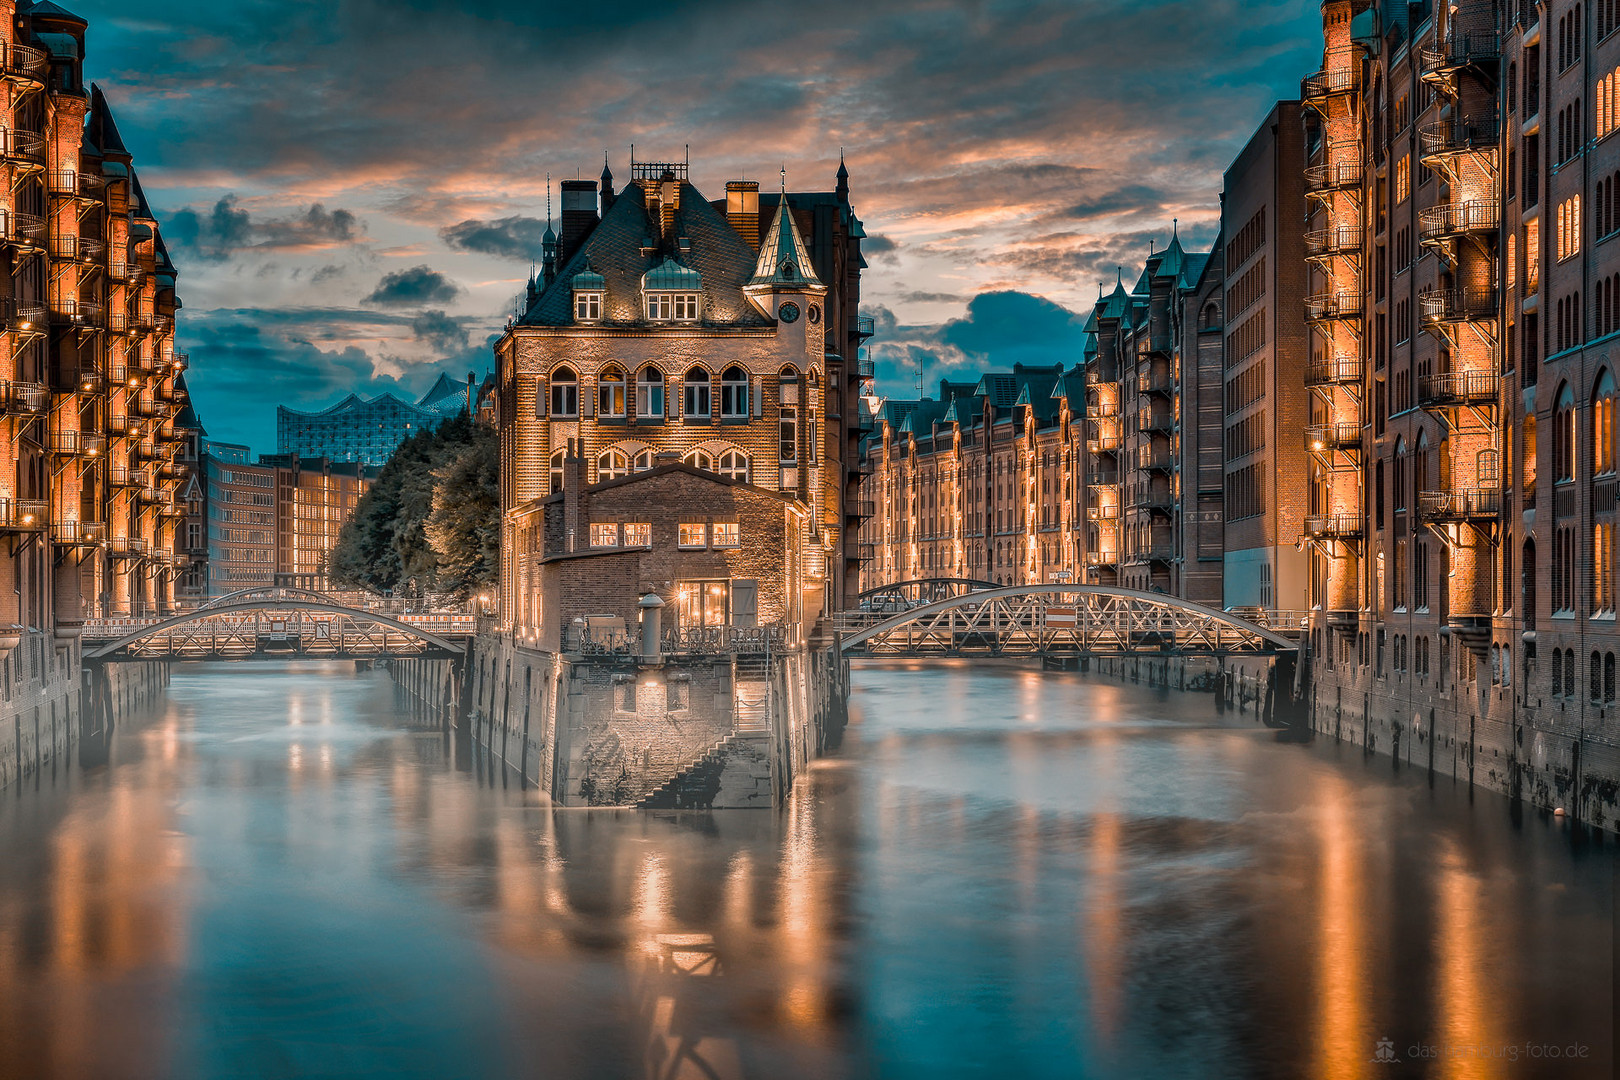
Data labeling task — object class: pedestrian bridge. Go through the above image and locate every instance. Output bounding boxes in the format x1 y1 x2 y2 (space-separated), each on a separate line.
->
80 587 474 662
834 584 1301 658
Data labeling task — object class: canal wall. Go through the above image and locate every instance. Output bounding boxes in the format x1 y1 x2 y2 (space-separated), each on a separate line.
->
0 634 168 793
394 638 847 808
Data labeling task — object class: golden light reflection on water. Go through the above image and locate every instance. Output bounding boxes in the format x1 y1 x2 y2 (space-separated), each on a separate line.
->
1313 772 1367 1080
1435 838 1504 1080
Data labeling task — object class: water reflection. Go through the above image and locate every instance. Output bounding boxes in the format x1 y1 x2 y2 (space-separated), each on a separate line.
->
0 659 1611 1079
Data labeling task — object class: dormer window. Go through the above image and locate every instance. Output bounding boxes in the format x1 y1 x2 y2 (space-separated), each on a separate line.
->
575 291 602 321
647 292 700 322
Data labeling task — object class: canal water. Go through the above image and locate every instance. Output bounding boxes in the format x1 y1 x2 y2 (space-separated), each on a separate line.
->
0 659 1612 1079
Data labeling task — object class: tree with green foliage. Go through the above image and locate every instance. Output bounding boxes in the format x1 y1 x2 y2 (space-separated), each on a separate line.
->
327 413 499 600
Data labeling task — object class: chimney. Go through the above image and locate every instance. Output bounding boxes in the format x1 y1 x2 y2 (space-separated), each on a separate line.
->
726 180 761 249
558 179 599 263
562 438 587 552
658 172 680 244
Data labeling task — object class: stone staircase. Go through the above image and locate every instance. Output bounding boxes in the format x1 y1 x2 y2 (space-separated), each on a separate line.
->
637 733 753 809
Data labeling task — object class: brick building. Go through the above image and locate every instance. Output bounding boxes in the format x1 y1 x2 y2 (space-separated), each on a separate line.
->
491 155 870 635
0 0 197 790
1221 101 1313 612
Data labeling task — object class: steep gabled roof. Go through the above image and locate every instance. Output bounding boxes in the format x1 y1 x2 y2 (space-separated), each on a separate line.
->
748 195 821 288
88 84 129 158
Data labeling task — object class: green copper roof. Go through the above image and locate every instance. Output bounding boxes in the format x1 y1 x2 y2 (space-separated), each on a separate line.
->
748 196 821 288
642 257 701 291
571 259 605 291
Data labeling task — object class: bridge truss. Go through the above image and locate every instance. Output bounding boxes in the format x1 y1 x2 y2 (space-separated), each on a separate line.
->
82 592 473 662
836 585 1299 658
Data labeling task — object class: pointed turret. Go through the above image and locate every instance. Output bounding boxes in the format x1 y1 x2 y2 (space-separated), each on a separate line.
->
747 193 821 289
600 153 616 214
836 151 849 203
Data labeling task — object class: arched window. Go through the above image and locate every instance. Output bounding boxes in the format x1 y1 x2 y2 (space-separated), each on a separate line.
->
636 367 665 419
683 449 715 471
550 366 578 418
633 448 654 472
717 450 749 481
720 366 749 417
549 449 565 493
683 368 711 419
1594 369 1616 474
598 366 626 418
1393 438 1408 509
1593 651 1604 703
597 448 630 481
1555 382 1577 481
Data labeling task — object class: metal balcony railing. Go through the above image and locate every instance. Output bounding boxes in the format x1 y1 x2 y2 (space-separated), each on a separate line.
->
1305 292 1365 321
1086 504 1119 520
1304 160 1365 193
1085 402 1119 419
1418 21 1501 79
53 368 103 396
1127 485 1173 512
1305 423 1361 452
47 431 104 457
855 315 875 340
50 521 103 546
856 356 875 379
1304 225 1364 257
1087 436 1121 454
848 499 876 519
1136 370 1173 396
0 128 45 168
1419 287 1498 324
1417 200 1500 242
0 209 46 249
1085 470 1119 487
1137 447 1175 472
106 311 130 335
1305 356 1365 386
1419 487 1502 522
0 380 46 414
48 236 106 263
3 299 45 334
1304 513 1364 540
0 497 45 531
50 299 102 326
1084 550 1119 566
108 535 149 557
1418 117 1500 160
1125 543 1176 564
1418 371 1500 407
1302 65 1360 101
0 42 48 83
1135 411 1174 434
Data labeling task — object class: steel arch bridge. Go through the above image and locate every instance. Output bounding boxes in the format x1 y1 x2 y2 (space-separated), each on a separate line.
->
856 577 1001 611
836 584 1299 658
81 593 474 662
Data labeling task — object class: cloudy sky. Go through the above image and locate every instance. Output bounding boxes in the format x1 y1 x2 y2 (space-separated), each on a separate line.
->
73 0 1320 452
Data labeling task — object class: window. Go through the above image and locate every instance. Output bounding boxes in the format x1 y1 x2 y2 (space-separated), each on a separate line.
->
1556 383 1577 481
549 449 565 493
1394 154 1410 203
598 367 626 418
678 522 707 548
1558 196 1582 260
1595 522 1615 614
684 449 715 471
647 292 700 321
717 450 749 481
683 368 711 418
597 448 630 481
1597 371 1617 474
589 522 618 548
720 366 749 417
712 522 739 547
575 291 602 321
779 405 798 463
636 367 665 419
550 367 578 417
624 522 650 547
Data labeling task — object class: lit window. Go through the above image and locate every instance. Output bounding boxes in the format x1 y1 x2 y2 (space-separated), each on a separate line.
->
636 367 665 418
1558 195 1583 260
678 522 707 548
598 367 626 418
712 522 739 547
683 368 711 418
647 292 700 321
590 522 618 547
575 292 602 321
1395 155 1410 203
624 522 651 546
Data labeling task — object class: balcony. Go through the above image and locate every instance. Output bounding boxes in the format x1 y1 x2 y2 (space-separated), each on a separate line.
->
133 439 160 461
0 497 45 531
1417 200 1500 243
47 431 104 458
1085 470 1119 487
45 170 104 202
1304 225 1364 258
1136 370 1173 397
169 352 189 371
47 236 105 264
1125 543 1175 565
3 300 45 335
854 315 875 340
856 355 875 379
158 499 187 519
109 467 146 488
0 42 47 85
1127 484 1173 512
1086 504 1119 520
49 299 102 327
854 401 876 432
1087 435 1121 454
1084 550 1119 567
1418 118 1500 162
1304 423 1361 452
1086 401 1119 419
1418 370 1500 408
108 535 149 558
1304 292 1365 322
0 128 45 169
1304 160 1364 194
61 369 104 395
106 311 130 335
1419 287 1497 325
1305 356 1364 386
106 415 134 437
1420 488 1501 523
856 542 876 563
1301 64 1360 102
1418 22 1501 81
1135 410 1174 435
50 521 104 547
1137 446 1174 472
1304 514 1364 540
0 209 46 250
0 380 47 414
847 499 876 519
